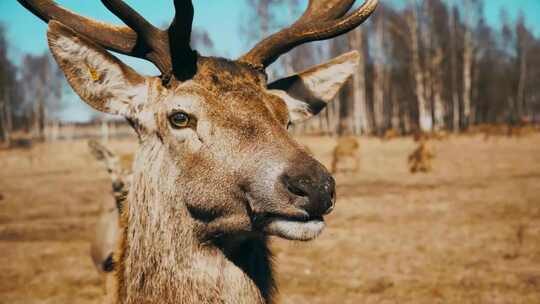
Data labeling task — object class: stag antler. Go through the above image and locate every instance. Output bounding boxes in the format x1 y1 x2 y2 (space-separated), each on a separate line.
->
17 0 196 82
240 0 379 70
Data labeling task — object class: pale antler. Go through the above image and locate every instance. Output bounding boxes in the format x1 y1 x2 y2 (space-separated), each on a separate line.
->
239 0 379 70
17 0 196 82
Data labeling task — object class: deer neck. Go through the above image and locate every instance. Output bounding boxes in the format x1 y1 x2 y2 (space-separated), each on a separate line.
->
117 140 273 304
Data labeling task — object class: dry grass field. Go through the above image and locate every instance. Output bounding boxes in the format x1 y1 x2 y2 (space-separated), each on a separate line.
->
1 134 540 303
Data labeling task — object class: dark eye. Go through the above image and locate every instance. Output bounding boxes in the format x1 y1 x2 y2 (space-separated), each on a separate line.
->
169 112 190 128
287 121 293 129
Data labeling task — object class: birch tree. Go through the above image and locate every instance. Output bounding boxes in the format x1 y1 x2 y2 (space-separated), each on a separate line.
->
462 1 473 128
372 16 386 135
449 6 460 132
515 14 531 120
408 1 431 132
349 28 370 135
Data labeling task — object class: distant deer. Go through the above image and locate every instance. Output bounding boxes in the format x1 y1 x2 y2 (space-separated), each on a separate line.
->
408 140 435 173
331 136 360 173
87 140 130 275
19 0 378 303
88 140 132 294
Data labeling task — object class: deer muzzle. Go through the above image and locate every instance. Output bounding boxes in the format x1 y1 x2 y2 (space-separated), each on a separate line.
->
259 156 336 241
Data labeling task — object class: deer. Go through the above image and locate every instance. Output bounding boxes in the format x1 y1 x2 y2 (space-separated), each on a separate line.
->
88 140 131 293
331 136 360 173
18 0 378 303
408 140 435 173
87 140 131 274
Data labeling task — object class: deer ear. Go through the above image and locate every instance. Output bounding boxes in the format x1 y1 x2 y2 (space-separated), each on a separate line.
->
268 51 359 123
47 21 147 117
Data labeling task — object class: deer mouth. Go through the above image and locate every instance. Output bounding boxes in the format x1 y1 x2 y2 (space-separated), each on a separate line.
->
262 215 325 241
242 187 326 241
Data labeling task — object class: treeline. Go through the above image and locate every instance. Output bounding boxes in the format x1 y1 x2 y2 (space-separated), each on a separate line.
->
244 0 540 135
0 24 64 144
2 1 539 142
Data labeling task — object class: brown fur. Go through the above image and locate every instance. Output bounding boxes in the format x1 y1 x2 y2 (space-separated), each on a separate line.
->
77 57 335 304
47 21 355 304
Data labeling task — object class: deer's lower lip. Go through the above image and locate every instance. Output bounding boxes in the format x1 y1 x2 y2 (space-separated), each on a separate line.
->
262 215 325 241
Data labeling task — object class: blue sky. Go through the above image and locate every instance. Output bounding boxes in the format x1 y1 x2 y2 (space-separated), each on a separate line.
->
2 1 539 71
0 0 251 75
0 0 539 121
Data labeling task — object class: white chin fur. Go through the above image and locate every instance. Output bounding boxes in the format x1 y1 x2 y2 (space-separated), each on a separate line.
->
264 219 325 241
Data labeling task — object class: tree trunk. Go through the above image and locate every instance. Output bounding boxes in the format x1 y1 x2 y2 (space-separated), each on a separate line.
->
1 88 12 146
0 101 7 146
337 78 355 136
450 7 460 132
330 95 340 136
390 87 400 131
32 100 42 139
516 35 528 120
384 65 392 130
348 28 370 135
462 2 473 129
373 17 385 135
432 47 445 130
409 2 431 133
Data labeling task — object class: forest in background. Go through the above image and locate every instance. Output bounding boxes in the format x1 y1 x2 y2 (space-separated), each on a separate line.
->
244 0 540 136
1 0 540 143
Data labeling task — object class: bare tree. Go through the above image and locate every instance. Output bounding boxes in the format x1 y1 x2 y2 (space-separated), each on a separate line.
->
20 54 63 140
449 6 460 132
515 13 531 120
349 28 370 135
408 1 430 132
462 1 474 128
242 0 286 79
372 15 385 135
425 0 449 131
0 88 10 146
0 25 18 145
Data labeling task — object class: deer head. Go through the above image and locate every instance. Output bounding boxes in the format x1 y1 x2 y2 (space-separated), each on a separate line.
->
20 0 378 243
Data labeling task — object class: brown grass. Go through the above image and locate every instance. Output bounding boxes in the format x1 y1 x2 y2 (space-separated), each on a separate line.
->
1 135 540 303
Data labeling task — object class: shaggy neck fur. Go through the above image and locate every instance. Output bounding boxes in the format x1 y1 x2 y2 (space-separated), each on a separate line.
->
116 138 274 304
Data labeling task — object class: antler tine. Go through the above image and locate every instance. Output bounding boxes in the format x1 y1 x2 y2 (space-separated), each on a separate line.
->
298 0 355 23
17 0 197 81
168 0 197 81
17 0 137 55
240 0 379 69
100 0 173 78
101 0 161 40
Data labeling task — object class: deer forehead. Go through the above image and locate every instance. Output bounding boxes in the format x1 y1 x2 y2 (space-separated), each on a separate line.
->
136 79 289 136
171 68 287 117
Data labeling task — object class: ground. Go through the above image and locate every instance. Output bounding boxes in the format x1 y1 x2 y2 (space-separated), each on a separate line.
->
1 134 539 304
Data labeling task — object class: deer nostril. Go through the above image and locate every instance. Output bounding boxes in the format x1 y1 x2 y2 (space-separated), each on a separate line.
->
283 174 309 198
112 181 124 192
287 183 308 198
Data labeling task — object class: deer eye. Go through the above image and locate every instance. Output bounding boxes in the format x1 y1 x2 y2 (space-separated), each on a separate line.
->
169 112 190 128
